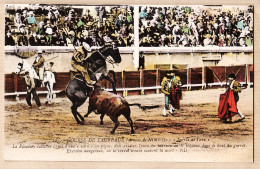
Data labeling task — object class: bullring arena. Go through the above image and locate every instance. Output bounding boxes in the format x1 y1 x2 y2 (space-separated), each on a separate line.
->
4 46 253 162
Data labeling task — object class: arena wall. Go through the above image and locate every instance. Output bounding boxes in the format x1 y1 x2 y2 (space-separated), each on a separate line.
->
5 46 253 74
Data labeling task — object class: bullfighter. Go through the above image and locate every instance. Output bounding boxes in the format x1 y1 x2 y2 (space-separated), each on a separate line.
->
218 73 245 122
161 72 182 116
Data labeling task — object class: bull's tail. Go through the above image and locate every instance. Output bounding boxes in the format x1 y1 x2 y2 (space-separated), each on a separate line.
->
59 90 66 95
128 103 145 112
128 103 160 112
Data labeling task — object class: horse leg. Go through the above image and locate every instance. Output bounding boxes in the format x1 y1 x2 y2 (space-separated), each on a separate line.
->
100 113 105 125
109 70 117 94
70 92 86 124
71 105 81 124
71 101 85 125
110 117 120 134
45 83 50 105
104 74 117 94
84 104 93 118
49 82 54 103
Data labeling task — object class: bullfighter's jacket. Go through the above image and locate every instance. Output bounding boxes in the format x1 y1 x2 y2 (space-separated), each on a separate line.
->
229 80 241 103
161 76 181 95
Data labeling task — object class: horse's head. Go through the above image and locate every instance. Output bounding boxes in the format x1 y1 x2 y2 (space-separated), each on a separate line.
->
15 58 24 74
15 58 33 75
102 45 121 64
111 45 121 64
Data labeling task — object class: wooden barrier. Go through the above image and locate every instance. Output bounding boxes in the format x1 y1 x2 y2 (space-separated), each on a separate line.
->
5 65 254 98
205 66 226 87
123 71 141 96
142 70 157 95
226 66 246 83
190 67 203 89
54 73 71 90
248 64 254 85
5 74 15 93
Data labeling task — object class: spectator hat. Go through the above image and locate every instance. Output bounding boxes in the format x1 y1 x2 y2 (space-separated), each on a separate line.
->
37 50 43 54
83 42 91 52
118 14 123 20
225 17 230 21
69 31 75 36
161 34 166 39
39 21 44 25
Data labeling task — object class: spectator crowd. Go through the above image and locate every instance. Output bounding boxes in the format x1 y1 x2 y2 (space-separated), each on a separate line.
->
5 5 134 47
5 5 254 48
139 5 253 47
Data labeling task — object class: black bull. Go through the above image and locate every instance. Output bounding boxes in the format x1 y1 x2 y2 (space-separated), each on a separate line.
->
65 45 121 125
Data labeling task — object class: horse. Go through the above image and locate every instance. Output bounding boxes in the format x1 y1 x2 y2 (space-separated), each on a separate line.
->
15 58 40 83
15 58 56 104
65 45 121 125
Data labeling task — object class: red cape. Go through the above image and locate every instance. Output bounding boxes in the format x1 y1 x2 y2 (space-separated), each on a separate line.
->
170 87 182 109
218 89 238 120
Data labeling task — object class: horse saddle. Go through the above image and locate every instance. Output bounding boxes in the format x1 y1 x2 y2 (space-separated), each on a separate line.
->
74 74 85 82
73 73 96 85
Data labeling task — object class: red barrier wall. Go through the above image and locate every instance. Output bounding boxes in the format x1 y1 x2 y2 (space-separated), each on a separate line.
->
5 65 254 94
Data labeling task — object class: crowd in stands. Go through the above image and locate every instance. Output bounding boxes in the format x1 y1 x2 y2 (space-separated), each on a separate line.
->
5 5 254 48
139 6 253 47
5 5 134 47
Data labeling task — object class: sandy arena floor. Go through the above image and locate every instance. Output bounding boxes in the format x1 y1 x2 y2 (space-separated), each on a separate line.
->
4 88 254 162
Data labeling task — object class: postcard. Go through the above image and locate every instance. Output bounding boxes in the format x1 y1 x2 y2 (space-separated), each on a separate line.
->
3 3 254 163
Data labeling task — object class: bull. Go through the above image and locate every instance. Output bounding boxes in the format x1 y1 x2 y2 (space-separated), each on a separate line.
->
84 86 134 134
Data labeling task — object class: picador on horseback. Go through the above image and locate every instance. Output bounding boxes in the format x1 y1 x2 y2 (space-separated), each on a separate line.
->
71 42 96 85
32 50 45 81
66 40 122 124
